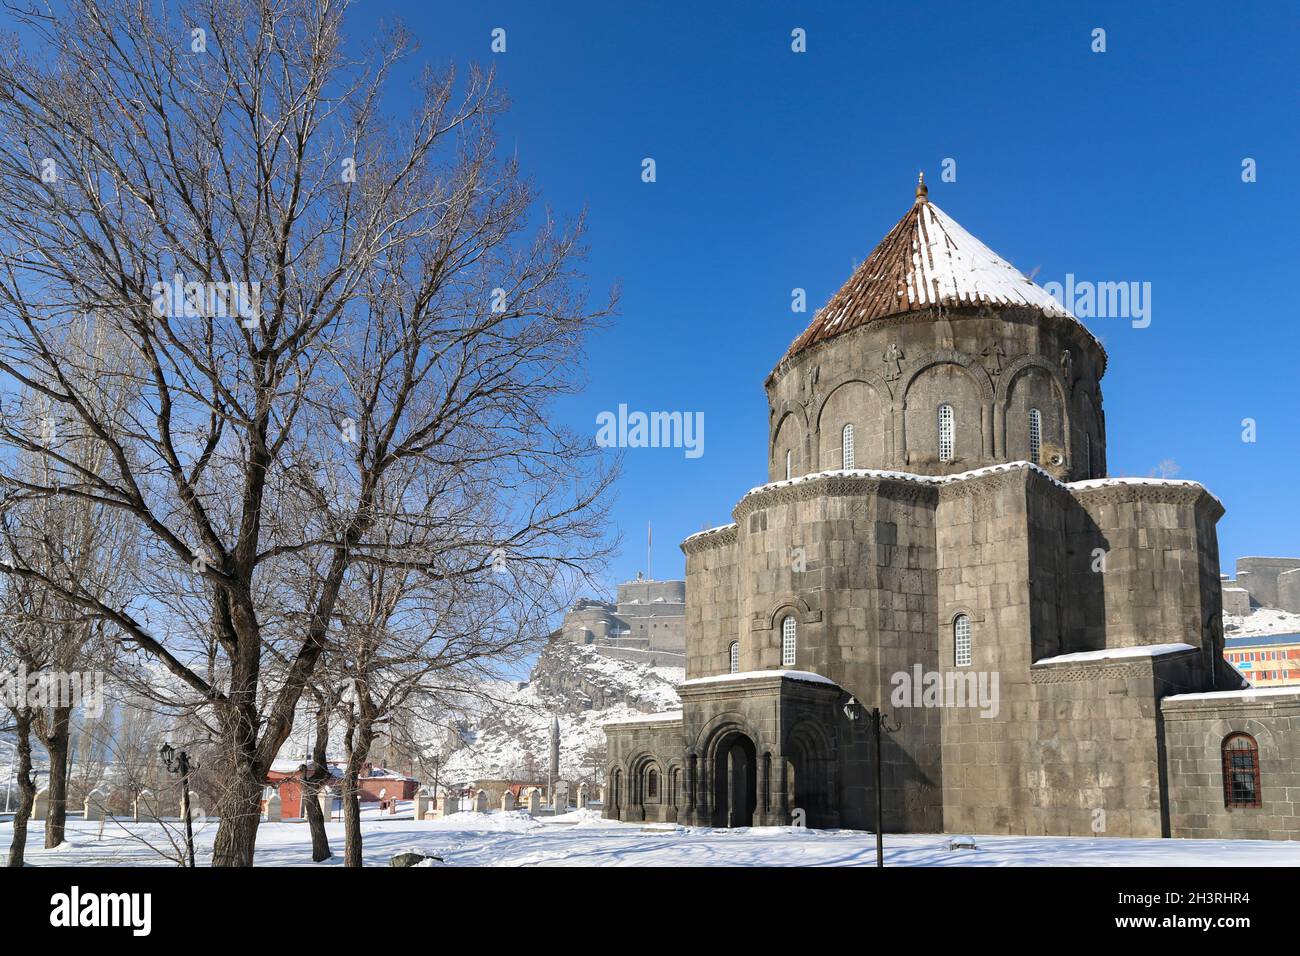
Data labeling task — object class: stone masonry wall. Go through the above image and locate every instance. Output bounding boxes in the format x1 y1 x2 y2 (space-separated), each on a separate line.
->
1162 691 1300 840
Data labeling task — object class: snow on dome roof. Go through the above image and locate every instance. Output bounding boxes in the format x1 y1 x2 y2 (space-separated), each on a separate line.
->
782 174 1098 362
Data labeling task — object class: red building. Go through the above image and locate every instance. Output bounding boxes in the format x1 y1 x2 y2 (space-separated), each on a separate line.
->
265 760 420 817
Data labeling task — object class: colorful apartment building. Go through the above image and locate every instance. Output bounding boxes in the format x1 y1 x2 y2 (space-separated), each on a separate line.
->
1224 633 1300 687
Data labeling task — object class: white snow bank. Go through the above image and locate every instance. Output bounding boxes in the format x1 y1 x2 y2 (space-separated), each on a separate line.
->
1033 643 1196 666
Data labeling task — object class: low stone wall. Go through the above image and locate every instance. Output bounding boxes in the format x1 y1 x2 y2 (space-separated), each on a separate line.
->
1161 689 1300 840
594 644 686 668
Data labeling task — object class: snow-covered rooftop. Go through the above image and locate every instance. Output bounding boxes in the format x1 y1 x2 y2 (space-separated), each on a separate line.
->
1033 643 1197 666
1163 686 1300 703
601 711 684 727
784 178 1101 362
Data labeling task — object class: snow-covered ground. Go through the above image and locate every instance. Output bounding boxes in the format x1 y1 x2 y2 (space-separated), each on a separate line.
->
1224 606 1300 638
5 803 1298 867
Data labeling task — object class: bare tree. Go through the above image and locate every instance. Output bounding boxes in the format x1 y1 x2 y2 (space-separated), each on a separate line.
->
0 574 42 866
0 0 614 865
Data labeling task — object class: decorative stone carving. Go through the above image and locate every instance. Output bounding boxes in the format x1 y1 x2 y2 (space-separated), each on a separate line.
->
882 343 905 381
981 341 1006 377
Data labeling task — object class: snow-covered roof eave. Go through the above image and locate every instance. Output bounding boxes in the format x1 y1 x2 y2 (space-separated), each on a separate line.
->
738 461 1222 510
1032 643 1197 667
600 711 684 728
680 669 841 689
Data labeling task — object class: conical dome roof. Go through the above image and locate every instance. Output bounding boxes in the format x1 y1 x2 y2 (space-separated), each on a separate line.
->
785 175 1089 361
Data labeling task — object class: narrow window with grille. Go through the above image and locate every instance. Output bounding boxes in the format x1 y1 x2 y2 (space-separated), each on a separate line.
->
954 614 972 667
781 616 796 667
938 404 955 462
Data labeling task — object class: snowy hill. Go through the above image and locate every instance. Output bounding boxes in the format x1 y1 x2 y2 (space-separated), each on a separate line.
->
441 640 681 785
1224 606 1300 637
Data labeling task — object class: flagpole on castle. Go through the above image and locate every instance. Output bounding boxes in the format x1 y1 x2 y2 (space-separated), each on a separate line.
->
647 521 652 581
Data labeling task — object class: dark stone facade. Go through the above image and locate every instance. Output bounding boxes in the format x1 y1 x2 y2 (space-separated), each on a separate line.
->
604 197 1300 841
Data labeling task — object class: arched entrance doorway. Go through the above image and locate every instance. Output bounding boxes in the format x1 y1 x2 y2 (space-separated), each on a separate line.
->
712 732 757 828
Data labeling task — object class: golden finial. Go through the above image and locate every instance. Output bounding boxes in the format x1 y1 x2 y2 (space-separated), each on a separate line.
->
915 170 928 203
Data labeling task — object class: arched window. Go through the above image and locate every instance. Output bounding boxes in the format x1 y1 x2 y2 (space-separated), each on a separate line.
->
954 613 972 667
646 768 659 800
937 403 955 462
1222 734 1261 808
842 423 855 469
781 615 797 667
728 641 740 674
785 449 792 481
1028 408 1042 464
1082 432 1092 477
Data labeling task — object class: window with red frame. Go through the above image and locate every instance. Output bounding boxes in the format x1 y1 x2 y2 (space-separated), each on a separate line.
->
1222 733 1261 809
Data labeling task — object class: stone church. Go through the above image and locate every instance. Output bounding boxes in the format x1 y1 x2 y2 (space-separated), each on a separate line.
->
603 176 1300 840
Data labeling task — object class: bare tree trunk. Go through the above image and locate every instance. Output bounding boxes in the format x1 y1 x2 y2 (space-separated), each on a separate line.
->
42 704 71 848
7 712 37 867
302 695 333 862
210 698 263 867
210 774 262 868
342 721 374 868
341 771 363 869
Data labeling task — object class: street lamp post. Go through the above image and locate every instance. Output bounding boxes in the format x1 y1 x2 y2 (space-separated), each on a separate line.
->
843 697 901 867
159 742 197 867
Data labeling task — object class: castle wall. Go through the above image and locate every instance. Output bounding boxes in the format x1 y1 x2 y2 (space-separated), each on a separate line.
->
1162 690 1300 840
1279 568 1300 614
1236 557 1300 609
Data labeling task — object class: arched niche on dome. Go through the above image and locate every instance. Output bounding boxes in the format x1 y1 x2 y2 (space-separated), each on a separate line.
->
815 379 885 471
901 361 985 470
1003 363 1067 468
770 409 805 481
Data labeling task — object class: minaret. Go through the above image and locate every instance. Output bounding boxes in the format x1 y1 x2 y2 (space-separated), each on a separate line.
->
548 715 560 800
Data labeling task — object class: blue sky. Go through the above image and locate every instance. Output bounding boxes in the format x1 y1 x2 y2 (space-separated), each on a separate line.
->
362 0 1299 594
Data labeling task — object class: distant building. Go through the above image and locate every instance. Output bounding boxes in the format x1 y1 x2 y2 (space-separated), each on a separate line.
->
1222 557 1300 615
557 573 685 666
265 760 419 817
1224 634 1300 687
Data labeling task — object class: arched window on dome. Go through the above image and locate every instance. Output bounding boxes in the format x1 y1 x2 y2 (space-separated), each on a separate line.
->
937 404 955 462
728 641 740 674
954 613 972 667
1222 733 1261 809
1083 432 1092 478
842 423 855 470
785 449 792 481
781 616 797 667
1028 408 1042 465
